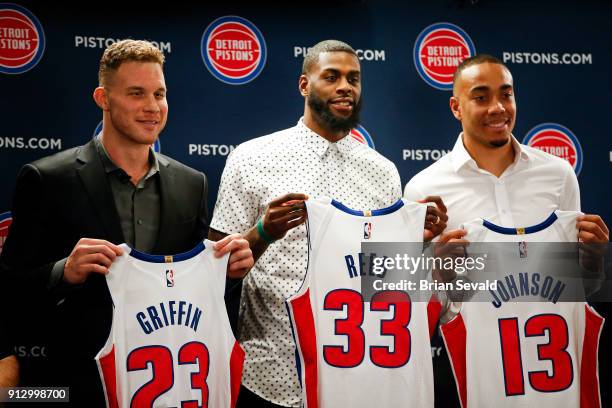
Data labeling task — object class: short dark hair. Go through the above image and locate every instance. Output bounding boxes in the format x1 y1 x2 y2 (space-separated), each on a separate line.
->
302 39 358 74
452 54 508 89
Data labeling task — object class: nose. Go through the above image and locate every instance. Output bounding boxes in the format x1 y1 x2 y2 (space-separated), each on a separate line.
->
489 100 506 114
336 76 352 94
143 94 160 113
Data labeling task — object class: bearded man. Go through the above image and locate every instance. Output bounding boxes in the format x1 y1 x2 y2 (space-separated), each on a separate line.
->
209 39 446 407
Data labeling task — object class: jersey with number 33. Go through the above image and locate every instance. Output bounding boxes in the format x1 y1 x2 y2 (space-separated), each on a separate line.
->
287 197 439 408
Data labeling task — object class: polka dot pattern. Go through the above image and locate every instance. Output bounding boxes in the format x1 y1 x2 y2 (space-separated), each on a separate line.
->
211 119 402 406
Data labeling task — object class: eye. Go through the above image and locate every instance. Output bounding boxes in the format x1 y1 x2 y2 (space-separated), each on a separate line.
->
325 75 337 82
155 92 166 99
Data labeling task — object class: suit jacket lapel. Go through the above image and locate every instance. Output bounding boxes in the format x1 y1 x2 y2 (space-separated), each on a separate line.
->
154 156 179 253
75 140 125 245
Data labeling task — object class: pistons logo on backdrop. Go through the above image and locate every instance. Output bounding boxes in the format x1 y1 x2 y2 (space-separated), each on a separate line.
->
523 123 583 174
350 125 375 149
93 121 161 152
413 22 475 91
200 16 267 85
0 211 12 255
0 3 45 74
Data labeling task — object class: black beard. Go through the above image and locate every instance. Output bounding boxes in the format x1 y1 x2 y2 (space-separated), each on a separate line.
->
308 92 362 134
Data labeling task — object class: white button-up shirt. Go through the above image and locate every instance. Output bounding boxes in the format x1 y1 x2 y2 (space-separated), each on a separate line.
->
211 119 401 406
404 133 580 230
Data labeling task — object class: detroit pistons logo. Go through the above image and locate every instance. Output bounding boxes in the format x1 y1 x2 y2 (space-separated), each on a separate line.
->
350 124 375 149
93 121 161 152
0 211 12 255
200 16 266 85
0 4 45 74
413 22 475 90
523 123 583 174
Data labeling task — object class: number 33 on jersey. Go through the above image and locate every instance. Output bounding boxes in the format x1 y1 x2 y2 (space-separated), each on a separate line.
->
287 197 440 408
95 240 244 408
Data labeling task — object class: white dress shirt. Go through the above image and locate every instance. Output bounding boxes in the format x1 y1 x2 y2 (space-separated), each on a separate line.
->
211 119 402 406
404 133 580 230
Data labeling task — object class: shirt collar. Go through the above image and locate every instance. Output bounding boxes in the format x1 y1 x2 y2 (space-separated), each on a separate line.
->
295 118 359 157
95 135 160 180
450 132 530 173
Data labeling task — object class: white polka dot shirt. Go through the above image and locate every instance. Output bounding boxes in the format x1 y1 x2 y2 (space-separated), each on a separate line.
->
210 119 402 406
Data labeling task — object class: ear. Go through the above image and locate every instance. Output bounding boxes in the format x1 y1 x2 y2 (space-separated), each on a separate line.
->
298 74 309 97
93 87 109 111
449 96 461 121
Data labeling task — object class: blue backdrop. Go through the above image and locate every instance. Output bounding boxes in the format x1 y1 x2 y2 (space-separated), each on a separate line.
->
1 0 610 406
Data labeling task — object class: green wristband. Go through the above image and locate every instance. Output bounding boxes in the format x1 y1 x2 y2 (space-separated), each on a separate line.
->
257 218 276 244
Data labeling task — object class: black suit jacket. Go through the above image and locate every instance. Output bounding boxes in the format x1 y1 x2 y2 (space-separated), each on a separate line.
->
0 139 208 406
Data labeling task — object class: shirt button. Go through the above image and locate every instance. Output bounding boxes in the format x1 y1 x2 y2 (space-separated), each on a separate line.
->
137 219 143 225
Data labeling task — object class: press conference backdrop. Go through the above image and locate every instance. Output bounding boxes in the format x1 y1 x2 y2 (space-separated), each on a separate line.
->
1 0 611 406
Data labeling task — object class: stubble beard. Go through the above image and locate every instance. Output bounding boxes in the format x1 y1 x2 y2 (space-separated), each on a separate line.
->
489 136 510 148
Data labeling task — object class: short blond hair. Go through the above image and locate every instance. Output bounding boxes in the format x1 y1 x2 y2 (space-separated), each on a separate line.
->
98 39 165 86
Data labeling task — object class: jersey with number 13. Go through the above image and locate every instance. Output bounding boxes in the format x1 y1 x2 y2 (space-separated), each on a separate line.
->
442 211 604 408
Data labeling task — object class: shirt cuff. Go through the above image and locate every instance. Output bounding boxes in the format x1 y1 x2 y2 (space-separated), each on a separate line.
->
48 258 67 289
48 258 87 303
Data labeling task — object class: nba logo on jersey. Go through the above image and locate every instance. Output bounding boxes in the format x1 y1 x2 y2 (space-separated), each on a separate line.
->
519 241 527 258
364 222 372 239
166 269 174 287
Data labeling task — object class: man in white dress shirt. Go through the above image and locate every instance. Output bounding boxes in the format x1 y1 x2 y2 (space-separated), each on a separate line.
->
404 53 609 406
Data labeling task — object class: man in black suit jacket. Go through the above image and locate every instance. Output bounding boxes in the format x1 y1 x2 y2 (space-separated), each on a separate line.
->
0 39 253 406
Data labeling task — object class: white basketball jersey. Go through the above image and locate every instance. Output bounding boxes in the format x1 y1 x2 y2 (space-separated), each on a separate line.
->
287 197 440 408
441 211 604 408
95 240 244 408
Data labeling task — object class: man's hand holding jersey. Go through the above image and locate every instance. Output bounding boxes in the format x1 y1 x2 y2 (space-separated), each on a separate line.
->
418 195 448 242
64 236 254 283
